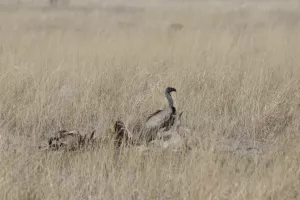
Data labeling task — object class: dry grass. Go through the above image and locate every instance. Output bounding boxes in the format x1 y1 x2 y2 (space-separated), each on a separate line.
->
1 0 300 199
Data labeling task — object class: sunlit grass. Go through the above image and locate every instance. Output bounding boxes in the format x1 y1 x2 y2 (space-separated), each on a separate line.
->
0 1 300 199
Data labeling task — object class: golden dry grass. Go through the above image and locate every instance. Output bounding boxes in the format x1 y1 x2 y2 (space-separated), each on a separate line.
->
1 1 300 199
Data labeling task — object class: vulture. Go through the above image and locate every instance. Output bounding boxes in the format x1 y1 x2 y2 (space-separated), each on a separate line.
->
114 119 134 148
141 87 177 142
46 130 95 151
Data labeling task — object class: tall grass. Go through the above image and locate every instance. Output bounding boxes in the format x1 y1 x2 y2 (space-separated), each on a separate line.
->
0 1 300 199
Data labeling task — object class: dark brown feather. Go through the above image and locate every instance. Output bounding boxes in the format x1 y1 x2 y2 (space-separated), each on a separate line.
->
146 110 162 121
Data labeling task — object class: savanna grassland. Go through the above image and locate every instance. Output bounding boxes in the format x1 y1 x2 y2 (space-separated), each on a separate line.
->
1 0 300 199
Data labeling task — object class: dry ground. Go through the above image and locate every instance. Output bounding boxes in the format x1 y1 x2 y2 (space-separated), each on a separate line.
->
0 0 300 199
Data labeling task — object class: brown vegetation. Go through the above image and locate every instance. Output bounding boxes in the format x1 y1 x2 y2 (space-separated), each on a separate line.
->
0 0 300 199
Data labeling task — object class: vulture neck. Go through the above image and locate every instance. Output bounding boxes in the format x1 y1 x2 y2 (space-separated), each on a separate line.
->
165 92 174 108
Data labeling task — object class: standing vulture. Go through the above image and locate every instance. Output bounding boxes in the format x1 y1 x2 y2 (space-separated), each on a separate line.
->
141 87 177 142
